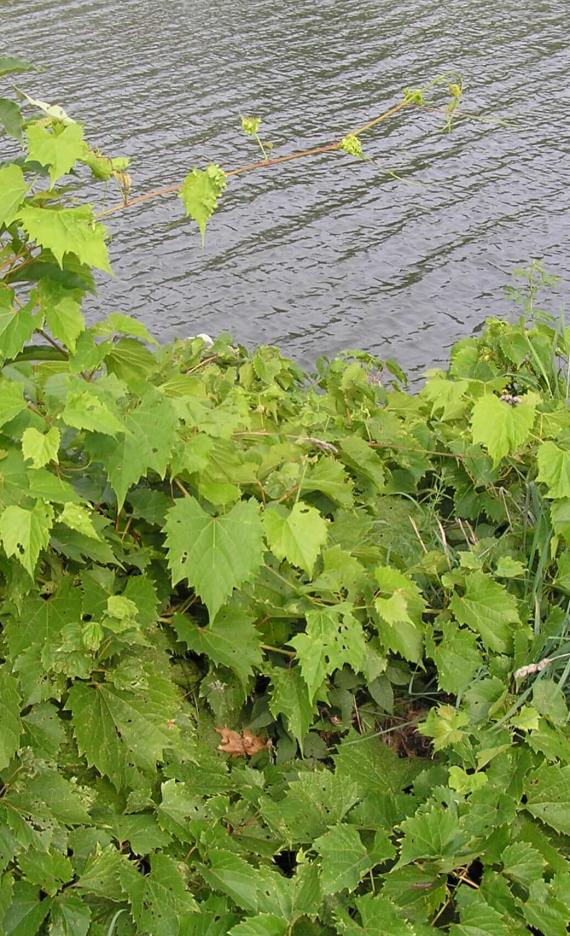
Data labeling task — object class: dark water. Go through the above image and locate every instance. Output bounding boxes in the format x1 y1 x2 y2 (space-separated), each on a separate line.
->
5 0 570 373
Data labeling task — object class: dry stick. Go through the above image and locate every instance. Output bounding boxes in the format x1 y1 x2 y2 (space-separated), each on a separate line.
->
96 100 412 220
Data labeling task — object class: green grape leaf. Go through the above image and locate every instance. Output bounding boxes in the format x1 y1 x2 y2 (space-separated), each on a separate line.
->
0 668 22 771
62 390 125 436
501 841 545 886
197 850 259 912
0 378 27 428
533 678 568 725
22 426 60 469
537 441 570 499
0 165 28 226
120 854 198 935
289 604 366 701
397 802 470 868
229 915 288 936
1 881 50 935
0 297 36 362
86 391 178 510
18 205 111 271
17 850 73 897
374 565 426 662
449 889 509 935
163 496 264 620
418 704 470 752
260 770 359 845
26 121 85 186
471 392 537 465
264 501 327 576
314 824 370 894
301 457 354 507
75 846 128 901
173 608 262 690
450 571 519 653
0 501 54 576
525 764 570 835
58 503 101 540
349 893 419 935
269 665 314 749
431 622 484 694
0 56 34 77
0 97 22 142
179 164 227 244
38 279 85 352
48 893 91 936
67 681 179 787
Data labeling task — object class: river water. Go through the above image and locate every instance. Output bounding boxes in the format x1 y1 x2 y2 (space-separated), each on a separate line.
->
5 0 570 374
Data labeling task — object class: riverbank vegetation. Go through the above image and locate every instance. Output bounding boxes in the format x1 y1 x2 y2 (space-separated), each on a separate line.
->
2 57 570 934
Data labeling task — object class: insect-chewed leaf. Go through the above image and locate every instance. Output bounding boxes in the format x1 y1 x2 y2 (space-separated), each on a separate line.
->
0 501 54 576
525 764 570 836
119 853 198 934
163 496 264 621
179 163 227 244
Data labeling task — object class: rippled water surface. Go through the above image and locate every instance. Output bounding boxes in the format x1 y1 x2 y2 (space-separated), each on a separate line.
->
6 0 570 372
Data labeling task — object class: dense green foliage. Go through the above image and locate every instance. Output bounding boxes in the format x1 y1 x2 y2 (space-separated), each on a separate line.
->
1 56 570 934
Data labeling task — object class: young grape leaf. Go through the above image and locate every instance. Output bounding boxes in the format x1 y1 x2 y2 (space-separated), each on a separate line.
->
179 164 227 244
0 378 27 428
0 164 28 226
62 390 126 436
26 121 85 186
18 205 111 271
374 565 426 662
471 392 537 465
264 501 327 576
58 503 101 540
22 426 60 469
418 704 470 752
0 501 54 576
163 496 264 620
289 604 366 701
537 441 570 499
